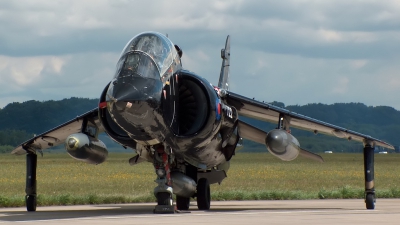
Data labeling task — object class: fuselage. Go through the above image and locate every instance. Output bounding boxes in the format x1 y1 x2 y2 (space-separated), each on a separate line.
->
100 32 237 168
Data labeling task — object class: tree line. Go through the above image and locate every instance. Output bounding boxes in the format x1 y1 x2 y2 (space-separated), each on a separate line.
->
1 98 399 153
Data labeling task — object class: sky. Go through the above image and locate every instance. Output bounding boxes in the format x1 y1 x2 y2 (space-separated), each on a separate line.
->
1 0 400 109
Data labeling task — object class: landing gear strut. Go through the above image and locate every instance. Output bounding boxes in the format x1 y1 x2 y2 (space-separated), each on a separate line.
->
153 146 175 213
363 142 375 210
26 153 37 212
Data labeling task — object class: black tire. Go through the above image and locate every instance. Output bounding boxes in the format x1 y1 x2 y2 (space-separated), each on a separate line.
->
157 192 172 206
176 196 190 210
366 193 375 210
186 164 198 181
26 195 37 212
196 178 210 210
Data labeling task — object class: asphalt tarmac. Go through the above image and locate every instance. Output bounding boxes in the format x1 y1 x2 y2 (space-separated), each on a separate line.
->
1 199 399 224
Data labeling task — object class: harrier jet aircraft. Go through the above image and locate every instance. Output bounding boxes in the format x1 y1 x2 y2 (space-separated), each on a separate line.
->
12 31 393 213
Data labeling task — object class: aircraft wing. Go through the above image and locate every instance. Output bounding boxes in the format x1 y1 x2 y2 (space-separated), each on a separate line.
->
225 91 394 149
11 108 100 155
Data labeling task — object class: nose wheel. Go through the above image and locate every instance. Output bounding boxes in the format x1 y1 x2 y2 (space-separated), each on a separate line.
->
156 192 173 206
196 178 211 210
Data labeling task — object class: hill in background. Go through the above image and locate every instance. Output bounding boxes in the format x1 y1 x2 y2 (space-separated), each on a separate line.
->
0 98 399 153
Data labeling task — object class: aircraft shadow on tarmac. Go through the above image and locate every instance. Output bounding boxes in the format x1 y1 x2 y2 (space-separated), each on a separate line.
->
0 203 343 222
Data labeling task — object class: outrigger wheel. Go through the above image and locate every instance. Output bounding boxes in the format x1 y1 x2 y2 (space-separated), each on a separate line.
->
365 193 375 210
26 195 37 211
196 178 211 210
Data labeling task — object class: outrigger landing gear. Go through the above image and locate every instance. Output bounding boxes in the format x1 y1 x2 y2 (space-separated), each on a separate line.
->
363 141 375 210
26 153 37 212
153 146 175 214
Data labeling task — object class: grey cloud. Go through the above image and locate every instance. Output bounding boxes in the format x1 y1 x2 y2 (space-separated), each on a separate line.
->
231 1 400 32
1 0 400 110
0 52 118 103
1 0 400 60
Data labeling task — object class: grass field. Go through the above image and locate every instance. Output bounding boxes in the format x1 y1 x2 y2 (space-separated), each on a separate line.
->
1 152 400 207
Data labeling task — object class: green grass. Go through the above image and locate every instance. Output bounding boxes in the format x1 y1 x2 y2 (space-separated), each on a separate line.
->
0 152 400 207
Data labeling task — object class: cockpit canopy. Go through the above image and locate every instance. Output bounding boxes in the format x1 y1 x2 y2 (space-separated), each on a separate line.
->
115 32 181 82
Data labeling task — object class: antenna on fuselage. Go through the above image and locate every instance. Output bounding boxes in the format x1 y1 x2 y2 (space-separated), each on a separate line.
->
218 35 230 91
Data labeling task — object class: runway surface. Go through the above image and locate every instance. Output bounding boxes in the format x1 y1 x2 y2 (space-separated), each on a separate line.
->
1 199 399 224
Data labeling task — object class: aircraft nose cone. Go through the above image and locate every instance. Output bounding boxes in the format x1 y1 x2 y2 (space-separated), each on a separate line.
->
105 76 163 139
107 76 162 104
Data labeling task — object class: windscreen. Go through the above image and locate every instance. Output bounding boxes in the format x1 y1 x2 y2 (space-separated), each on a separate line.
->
116 51 159 80
117 32 181 80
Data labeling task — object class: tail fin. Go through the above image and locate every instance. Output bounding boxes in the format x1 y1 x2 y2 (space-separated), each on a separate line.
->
218 35 230 91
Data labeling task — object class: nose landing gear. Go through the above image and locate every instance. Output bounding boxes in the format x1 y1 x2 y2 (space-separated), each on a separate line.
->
153 146 175 213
